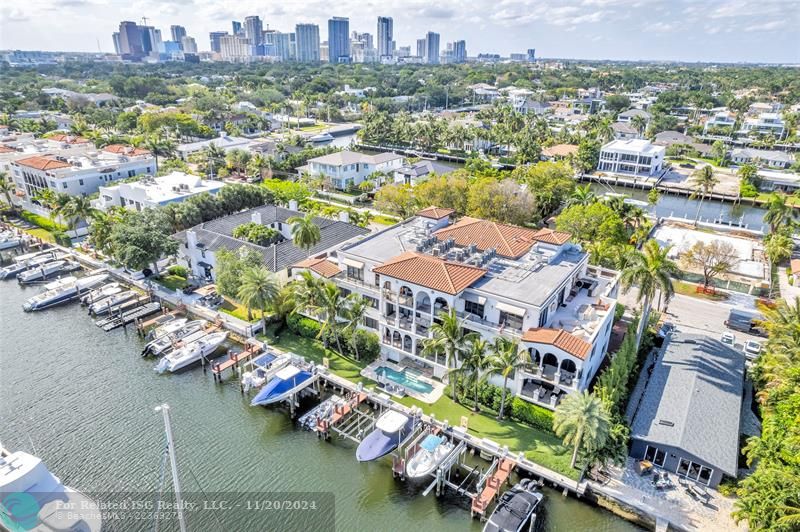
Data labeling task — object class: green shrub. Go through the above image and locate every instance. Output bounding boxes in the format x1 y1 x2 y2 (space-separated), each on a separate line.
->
287 313 321 339
614 303 625 321
20 210 67 232
740 181 759 198
52 231 72 247
509 398 555 432
350 329 380 363
167 265 189 278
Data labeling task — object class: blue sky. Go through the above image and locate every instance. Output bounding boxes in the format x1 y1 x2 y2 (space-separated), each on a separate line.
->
1 0 798 63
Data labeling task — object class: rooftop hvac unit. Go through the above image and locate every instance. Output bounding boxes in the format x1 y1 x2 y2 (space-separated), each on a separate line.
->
455 250 464 262
432 248 440 257
468 243 477 254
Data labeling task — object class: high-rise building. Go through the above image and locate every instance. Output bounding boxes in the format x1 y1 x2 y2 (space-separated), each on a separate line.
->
396 46 410 58
219 35 253 62
112 32 121 55
424 32 440 64
209 31 228 53
232 21 243 35
139 25 156 55
274 32 294 61
181 36 198 54
118 21 144 58
327 17 350 63
170 25 187 45
320 41 329 62
452 40 467 63
416 38 426 58
244 16 263 47
295 23 320 62
377 16 393 59
527 48 536 62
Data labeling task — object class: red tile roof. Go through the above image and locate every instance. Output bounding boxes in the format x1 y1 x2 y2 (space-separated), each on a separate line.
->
531 228 571 246
416 206 455 220
102 144 150 156
522 328 592 360
791 259 800 275
434 217 537 258
373 251 486 295
293 257 342 278
47 134 88 144
14 155 72 171
542 144 578 158
0 146 16 154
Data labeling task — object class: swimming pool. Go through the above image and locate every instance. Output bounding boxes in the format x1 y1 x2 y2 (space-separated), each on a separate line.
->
375 366 433 394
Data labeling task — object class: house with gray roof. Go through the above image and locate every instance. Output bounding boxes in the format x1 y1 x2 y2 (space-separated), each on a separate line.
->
173 203 369 282
611 121 639 140
730 148 794 169
629 332 744 487
301 150 404 191
617 109 652 123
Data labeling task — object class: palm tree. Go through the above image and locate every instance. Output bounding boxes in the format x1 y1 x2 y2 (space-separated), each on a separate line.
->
689 165 719 226
292 270 323 313
490 337 529 419
553 391 612 469
237 266 279 334
87 209 119 256
630 115 647 138
595 117 615 143
422 309 473 402
449 337 491 412
145 136 176 172
567 184 596 206
762 192 799 234
204 144 226 178
0 171 16 211
341 294 368 360
269 285 297 334
60 195 99 231
315 282 345 354
287 213 321 256
620 239 680 348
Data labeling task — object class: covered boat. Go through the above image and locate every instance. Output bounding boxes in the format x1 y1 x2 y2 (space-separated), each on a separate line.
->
154 331 228 373
483 478 544 532
405 434 455 478
356 410 417 462
250 365 315 406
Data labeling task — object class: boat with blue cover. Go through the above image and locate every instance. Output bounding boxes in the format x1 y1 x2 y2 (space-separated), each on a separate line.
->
240 351 293 392
250 364 315 406
356 410 417 462
405 434 455 478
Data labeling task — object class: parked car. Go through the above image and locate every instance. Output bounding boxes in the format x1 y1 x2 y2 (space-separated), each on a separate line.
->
744 340 762 360
725 308 766 337
720 332 735 347
182 280 201 294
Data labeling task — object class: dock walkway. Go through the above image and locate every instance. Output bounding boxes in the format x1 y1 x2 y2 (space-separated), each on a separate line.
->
471 459 515 516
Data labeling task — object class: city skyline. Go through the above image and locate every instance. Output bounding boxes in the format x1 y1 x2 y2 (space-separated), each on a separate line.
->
1 0 798 63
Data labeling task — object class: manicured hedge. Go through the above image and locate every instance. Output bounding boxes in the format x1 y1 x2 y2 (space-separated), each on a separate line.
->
285 312 380 363
20 210 66 232
167 265 189 278
460 380 555 433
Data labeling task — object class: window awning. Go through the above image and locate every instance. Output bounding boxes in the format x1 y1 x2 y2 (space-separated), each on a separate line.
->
463 292 487 305
342 258 364 269
496 302 526 316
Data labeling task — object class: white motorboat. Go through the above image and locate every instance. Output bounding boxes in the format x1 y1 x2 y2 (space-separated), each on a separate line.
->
88 290 137 315
80 282 122 305
142 320 205 357
11 248 54 264
240 351 293 392
154 331 228 373
23 273 110 311
0 234 22 250
17 260 79 284
0 250 64 280
405 434 455 478
250 364 316 406
0 449 102 531
146 317 189 340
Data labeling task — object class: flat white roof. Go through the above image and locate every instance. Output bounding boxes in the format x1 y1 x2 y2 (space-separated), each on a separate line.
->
307 150 403 166
601 139 665 155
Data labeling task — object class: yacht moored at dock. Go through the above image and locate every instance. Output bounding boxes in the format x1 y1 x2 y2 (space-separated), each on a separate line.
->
22 272 110 311
154 331 228 373
88 290 137 315
356 410 418 462
0 251 64 280
80 282 122 305
240 351 293 392
483 479 544 532
17 260 80 284
250 364 316 406
405 434 455 479
142 320 205 357
0 449 102 532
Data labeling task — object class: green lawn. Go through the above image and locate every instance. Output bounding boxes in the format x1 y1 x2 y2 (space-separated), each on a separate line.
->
23 227 55 243
674 279 729 301
372 214 400 226
219 297 265 323
259 328 578 480
153 274 188 291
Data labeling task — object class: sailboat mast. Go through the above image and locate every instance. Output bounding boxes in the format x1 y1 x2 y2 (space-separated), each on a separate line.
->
156 404 188 532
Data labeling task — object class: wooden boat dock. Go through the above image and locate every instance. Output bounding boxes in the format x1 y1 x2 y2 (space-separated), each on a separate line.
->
471 458 515 517
95 301 161 331
212 338 264 382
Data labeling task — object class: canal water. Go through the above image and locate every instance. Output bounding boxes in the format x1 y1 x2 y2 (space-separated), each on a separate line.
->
0 280 641 532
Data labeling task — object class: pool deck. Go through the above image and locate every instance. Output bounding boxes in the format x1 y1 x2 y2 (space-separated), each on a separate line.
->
362 359 445 403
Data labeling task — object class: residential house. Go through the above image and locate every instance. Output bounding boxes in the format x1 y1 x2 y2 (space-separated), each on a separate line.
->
598 139 665 177
740 113 785 139
617 109 652 124
174 203 369 282
176 132 255 160
94 171 225 211
9 146 154 210
541 144 578 161
730 148 794 169
306 208 620 410
756 169 800 193
630 332 743 488
703 111 737 135
299 150 404 190
393 160 435 186
611 122 639 140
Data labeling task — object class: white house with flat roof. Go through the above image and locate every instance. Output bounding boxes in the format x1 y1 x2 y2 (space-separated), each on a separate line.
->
94 171 225 211
740 113 785 139
176 132 254 160
9 145 154 210
299 207 620 410
703 111 737 134
598 139 665 177
299 150 404 190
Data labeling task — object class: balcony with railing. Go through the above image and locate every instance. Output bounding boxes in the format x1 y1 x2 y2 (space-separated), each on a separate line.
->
398 294 414 307
382 289 397 302
336 274 380 294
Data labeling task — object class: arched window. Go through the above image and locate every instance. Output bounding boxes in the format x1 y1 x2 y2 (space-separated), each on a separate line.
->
392 330 401 346
542 353 558 368
403 335 412 352
560 359 577 374
399 286 414 307
416 292 431 313
528 348 541 366
434 297 449 314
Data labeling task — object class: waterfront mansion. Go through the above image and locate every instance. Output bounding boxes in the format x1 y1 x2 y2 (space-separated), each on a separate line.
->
294 207 620 410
